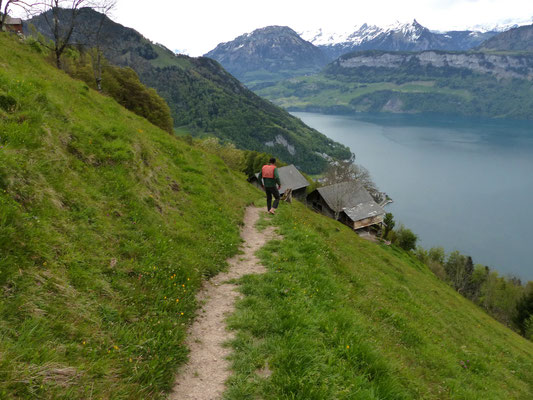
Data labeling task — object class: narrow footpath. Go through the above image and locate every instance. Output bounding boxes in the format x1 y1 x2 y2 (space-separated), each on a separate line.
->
170 206 276 400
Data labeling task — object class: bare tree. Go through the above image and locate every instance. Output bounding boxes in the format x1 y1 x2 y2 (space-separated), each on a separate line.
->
85 0 115 90
323 153 382 202
35 0 97 69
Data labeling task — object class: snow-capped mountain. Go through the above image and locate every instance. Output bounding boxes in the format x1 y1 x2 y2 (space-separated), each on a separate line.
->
301 20 498 60
465 17 533 33
204 26 328 84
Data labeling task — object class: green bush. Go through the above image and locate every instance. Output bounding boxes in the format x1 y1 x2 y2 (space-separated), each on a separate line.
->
390 224 418 251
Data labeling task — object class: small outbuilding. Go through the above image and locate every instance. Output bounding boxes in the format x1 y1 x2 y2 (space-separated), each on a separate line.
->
307 181 386 231
250 164 310 200
2 16 23 34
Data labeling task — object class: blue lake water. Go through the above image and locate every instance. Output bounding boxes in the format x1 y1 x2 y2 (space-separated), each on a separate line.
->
292 112 533 281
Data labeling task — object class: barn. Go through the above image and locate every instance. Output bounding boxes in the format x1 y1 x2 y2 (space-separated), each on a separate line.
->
250 164 310 200
307 181 386 231
2 16 23 34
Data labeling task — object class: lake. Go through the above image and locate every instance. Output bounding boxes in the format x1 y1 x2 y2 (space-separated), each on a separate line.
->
292 112 533 281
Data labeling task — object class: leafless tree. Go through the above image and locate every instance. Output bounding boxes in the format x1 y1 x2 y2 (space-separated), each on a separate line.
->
34 0 103 69
323 153 382 202
87 0 115 91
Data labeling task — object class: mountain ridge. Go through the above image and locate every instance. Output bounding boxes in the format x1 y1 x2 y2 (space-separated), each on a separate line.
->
256 49 533 119
477 23 533 51
204 25 329 84
25 8 350 173
300 20 499 60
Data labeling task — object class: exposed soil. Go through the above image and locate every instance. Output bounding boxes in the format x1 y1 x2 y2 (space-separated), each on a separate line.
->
170 206 276 400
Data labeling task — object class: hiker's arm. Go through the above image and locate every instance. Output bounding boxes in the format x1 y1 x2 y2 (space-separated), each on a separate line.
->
275 168 280 187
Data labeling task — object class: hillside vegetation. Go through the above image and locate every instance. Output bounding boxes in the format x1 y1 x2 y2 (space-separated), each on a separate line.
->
0 33 260 398
26 8 351 174
2 32 533 400
257 51 533 119
227 203 533 399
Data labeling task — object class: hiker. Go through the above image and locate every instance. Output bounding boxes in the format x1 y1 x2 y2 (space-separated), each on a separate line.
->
258 157 281 214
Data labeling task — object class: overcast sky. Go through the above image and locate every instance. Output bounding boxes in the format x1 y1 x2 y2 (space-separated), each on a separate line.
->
110 0 532 56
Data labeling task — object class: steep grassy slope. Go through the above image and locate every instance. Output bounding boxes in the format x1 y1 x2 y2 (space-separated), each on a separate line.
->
0 34 260 399
25 8 351 174
227 203 533 399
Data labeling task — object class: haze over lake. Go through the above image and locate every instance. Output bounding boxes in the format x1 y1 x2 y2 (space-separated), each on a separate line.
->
293 112 533 281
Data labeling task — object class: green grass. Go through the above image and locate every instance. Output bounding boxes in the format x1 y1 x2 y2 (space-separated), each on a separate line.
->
0 33 260 399
258 75 473 110
226 202 533 399
2 32 533 400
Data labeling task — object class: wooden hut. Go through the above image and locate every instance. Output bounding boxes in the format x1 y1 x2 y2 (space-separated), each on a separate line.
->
2 16 23 34
307 181 385 230
250 164 310 200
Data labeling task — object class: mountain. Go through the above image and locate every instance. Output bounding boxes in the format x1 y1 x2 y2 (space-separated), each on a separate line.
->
301 20 498 60
478 23 533 51
25 9 350 174
204 25 329 86
256 50 533 119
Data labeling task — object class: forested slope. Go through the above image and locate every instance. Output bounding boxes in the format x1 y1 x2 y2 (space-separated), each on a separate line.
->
25 8 350 174
258 50 533 119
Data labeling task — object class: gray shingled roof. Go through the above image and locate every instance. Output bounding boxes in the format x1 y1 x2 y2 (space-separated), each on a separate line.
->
255 164 309 195
316 181 374 212
343 202 385 223
5 16 22 25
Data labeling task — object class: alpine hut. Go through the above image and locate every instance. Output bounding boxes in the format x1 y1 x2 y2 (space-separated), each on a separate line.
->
306 181 386 231
251 164 310 200
2 16 23 34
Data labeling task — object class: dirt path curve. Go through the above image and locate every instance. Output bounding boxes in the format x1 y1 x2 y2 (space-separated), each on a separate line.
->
170 206 276 400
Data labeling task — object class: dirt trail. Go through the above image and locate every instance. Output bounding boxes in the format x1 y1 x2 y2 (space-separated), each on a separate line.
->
170 206 276 400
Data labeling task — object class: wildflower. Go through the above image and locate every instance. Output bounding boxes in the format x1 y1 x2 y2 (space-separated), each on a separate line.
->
114 345 119 350
176 299 179 302
164 296 167 300
129 358 133 362
346 345 350 349
180 312 184 316
82 341 86 345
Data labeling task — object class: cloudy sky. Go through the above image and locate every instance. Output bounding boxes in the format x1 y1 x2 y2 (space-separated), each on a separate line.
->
111 0 532 56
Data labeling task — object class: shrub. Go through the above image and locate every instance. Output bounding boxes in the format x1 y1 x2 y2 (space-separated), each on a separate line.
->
391 224 418 252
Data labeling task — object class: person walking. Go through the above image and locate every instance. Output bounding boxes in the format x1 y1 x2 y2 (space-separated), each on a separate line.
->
258 158 281 214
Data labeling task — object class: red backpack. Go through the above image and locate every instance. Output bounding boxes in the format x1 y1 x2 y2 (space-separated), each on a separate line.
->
261 164 276 178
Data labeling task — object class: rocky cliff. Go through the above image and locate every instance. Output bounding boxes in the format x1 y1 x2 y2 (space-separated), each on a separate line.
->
334 51 533 80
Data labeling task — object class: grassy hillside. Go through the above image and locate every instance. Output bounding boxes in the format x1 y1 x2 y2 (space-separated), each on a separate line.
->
226 203 533 399
2 32 533 400
0 33 260 398
25 8 351 174
257 55 533 119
